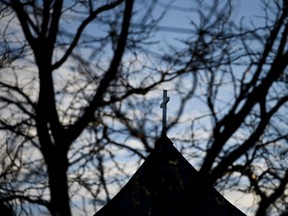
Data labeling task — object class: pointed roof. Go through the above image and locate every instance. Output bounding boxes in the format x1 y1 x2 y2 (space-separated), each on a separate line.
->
94 135 246 216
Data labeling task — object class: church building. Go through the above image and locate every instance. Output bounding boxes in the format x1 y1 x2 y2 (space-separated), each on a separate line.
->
93 91 246 216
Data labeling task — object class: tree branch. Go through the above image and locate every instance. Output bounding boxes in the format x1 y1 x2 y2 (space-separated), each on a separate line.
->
66 0 134 144
52 0 124 70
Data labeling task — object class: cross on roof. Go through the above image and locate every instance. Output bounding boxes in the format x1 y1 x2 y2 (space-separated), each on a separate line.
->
160 90 170 134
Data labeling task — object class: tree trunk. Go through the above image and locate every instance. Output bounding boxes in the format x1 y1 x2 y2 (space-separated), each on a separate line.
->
47 153 71 216
35 53 72 215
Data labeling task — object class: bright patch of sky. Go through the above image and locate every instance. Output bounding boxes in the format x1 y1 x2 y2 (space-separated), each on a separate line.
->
154 0 263 45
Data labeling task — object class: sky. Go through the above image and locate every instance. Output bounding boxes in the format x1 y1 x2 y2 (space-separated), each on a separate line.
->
0 1 271 215
155 0 263 43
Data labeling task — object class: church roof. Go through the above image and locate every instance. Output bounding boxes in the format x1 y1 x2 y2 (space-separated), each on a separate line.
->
94 135 246 216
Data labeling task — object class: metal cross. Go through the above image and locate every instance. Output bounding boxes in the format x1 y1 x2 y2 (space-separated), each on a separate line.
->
160 90 170 134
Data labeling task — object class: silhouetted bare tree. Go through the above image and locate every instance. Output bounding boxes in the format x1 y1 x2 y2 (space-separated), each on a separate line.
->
0 0 170 215
1 0 288 215
163 0 288 215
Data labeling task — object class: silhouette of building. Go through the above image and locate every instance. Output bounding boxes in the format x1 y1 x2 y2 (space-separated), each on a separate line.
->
93 135 246 216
